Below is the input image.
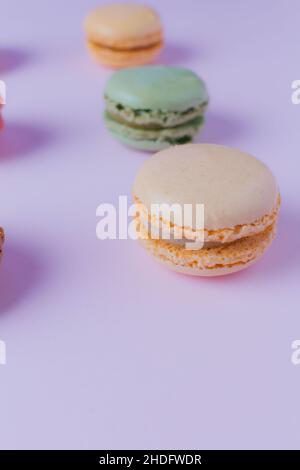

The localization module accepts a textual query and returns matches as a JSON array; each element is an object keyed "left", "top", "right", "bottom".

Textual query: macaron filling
[
  {"left": 135, "top": 208, "right": 278, "bottom": 251},
  {"left": 134, "top": 194, "right": 281, "bottom": 247},
  {"left": 105, "top": 96, "right": 207, "bottom": 128},
  {"left": 87, "top": 40, "right": 163, "bottom": 68},
  {"left": 87, "top": 36, "right": 163, "bottom": 53}
]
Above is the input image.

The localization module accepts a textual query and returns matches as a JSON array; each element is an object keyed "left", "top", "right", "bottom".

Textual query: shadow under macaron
[
  {"left": 158, "top": 42, "right": 200, "bottom": 66},
  {"left": 197, "top": 110, "right": 253, "bottom": 145},
  {"left": 0, "top": 122, "right": 56, "bottom": 161},
  {"left": 0, "top": 47, "right": 33, "bottom": 74},
  {"left": 0, "top": 240, "right": 46, "bottom": 315}
]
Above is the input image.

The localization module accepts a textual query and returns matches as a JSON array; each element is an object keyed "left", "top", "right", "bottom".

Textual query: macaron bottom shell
[
  {"left": 104, "top": 113, "right": 204, "bottom": 151},
  {"left": 137, "top": 222, "right": 276, "bottom": 276},
  {"left": 87, "top": 40, "right": 163, "bottom": 68}
]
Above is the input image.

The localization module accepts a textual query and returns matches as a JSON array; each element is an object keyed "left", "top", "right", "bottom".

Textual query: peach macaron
[
  {"left": 133, "top": 144, "right": 280, "bottom": 276},
  {"left": 83, "top": 3, "right": 163, "bottom": 68}
]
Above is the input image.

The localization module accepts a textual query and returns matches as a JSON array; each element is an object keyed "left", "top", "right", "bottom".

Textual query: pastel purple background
[{"left": 0, "top": 0, "right": 299, "bottom": 450}]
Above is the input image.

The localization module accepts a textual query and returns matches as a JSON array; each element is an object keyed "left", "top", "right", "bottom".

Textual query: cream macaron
[
  {"left": 83, "top": 3, "right": 163, "bottom": 68},
  {"left": 133, "top": 144, "right": 280, "bottom": 276}
]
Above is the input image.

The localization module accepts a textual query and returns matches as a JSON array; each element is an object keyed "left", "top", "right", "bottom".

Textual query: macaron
[
  {"left": 0, "top": 99, "right": 4, "bottom": 130},
  {"left": 84, "top": 3, "right": 163, "bottom": 68},
  {"left": 0, "top": 228, "right": 4, "bottom": 260},
  {"left": 133, "top": 144, "right": 280, "bottom": 276},
  {"left": 104, "top": 66, "right": 208, "bottom": 151}
]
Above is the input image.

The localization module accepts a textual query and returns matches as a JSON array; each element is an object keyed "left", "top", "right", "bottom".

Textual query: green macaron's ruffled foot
[
  {"left": 104, "top": 112, "right": 204, "bottom": 151},
  {"left": 105, "top": 96, "right": 207, "bottom": 129}
]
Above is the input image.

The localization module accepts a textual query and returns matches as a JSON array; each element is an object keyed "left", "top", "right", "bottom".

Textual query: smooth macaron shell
[
  {"left": 105, "top": 66, "right": 208, "bottom": 112},
  {"left": 84, "top": 3, "right": 163, "bottom": 68},
  {"left": 133, "top": 144, "right": 280, "bottom": 276}
]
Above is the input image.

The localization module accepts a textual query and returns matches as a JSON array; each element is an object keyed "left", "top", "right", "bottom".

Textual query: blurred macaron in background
[{"left": 83, "top": 3, "right": 164, "bottom": 68}]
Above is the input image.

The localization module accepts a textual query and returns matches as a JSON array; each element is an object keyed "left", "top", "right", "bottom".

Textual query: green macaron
[{"left": 104, "top": 66, "right": 209, "bottom": 151}]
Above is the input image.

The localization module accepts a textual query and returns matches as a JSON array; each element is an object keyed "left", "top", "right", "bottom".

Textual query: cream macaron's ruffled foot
[
  {"left": 84, "top": 3, "right": 164, "bottom": 69},
  {"left": 134, "top": 193, "right": 280, "bottom": 246},
  {"left": 133, "top": 143, "right": 280, "bottom": 276},
  {"left": 137, "top": 220, "right": 277, "bottom": 276}
]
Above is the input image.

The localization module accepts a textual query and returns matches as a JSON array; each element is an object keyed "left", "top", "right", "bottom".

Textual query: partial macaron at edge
[{"left": 0, "top": 227, "right": 4, "bottom": 261}]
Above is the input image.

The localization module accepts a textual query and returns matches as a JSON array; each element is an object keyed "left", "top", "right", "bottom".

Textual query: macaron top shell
[
  {"left": 133, "top": 144, "right": 279, "bottom": 230},
  {"left": 105, "top": 66, "right": 208, "bottom": 111},
  {"left": 84, "top": 3, "right": 163, "bottom": 49}
]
